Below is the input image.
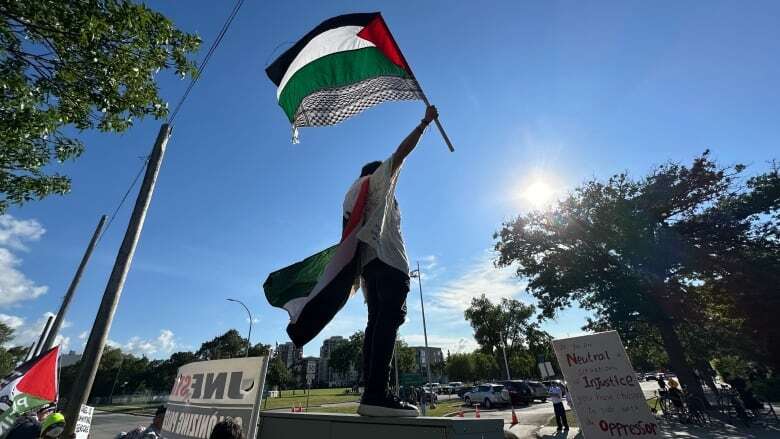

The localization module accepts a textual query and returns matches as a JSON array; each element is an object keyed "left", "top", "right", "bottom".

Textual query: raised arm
[{"left": 391, "top": 105, "right": 438, "bottom": 172}]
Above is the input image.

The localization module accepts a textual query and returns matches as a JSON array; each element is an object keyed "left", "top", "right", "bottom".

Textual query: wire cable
[{"left": 168, "top": 0, "right": 246, "bottom": 124}]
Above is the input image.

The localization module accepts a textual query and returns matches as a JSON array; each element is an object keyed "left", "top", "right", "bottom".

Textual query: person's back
[{"left": 5, "top": 413, "right": 41, "bottom": 439}]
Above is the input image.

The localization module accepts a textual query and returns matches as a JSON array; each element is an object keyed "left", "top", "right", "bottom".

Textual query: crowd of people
[{"left": 4, "top": 406, "right": 245, "bottom": 439}]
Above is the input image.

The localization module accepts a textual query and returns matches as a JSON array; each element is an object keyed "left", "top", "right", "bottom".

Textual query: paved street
[{"left": 90, "top": 411, "right": 152, "bottom": 439}]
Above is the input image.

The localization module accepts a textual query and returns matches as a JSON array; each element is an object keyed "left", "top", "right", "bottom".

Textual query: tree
[
  {"left": 395, "top": 340, "right": 418, "bottom": 374},
  {"left": 195, "top": 330, "right": 247, "bottom": 360},
  {"left": 494, "top": 152, "right": 780, "bottom": 402},
  {"left": 446, "top": 353, "right": 474, "bottom": 383},
  {"left": 471, "top": 352, "right": 499, "bottom": 382},
  {"left": 0, "top": 0, "right": 200, "bottom": 212},
  {"left": 0, "top": 322, "right": 18, "bottom": 376},
  {"left": 328, "top": 332, "right": 363, "bottom": 383},
  {"left": 265, "top": 357, "right": 292, "bottom": 390},
  {"left": 464, "top": 294, "right": 552, "bottom": 378}
]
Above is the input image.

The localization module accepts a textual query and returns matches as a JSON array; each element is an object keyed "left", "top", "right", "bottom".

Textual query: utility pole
[
  {"left": 227, "top": 298, "right": 253, "bottom": 357},
  {"left": 499, "top": 329, "right": 511, "bottom": 380},
  {"left": 32, "top": 316, "right": 54, "bottom": 357},
  {"left": 411, "top": 261, "right": 433, "bottom": 414},
  {"left": 43, "top": 216, "right": 107, "bottom": 351},
  {"left": 64, "top": 124, "right": 170, "bottom": 437}
]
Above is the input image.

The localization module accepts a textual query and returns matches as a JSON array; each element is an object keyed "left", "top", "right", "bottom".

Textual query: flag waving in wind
[
  {"left": 265, "top": 12, "right": 423, "bottom": 141},
  {"left": 0, "top": 347, "right": 60, "bottom": 438}
]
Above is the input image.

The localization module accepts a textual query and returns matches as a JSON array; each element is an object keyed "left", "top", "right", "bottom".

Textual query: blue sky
[{"left": 2, "top": 0, "right": 779, "bottom": 359}]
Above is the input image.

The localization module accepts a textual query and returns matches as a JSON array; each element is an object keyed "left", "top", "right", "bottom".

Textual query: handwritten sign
[
  {"left": 552, "top": 331, "right": 658, "bottom": 438},
  {"left": 74, "top": 405, "right": 94, "bottom": 439}
]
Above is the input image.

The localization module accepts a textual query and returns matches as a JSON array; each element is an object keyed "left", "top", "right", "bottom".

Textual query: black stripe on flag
[{"left": 265, "top": 12, "right": 380, "bottom": 86}]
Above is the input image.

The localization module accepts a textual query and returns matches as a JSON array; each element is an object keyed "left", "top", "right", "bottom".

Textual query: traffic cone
[
  {"left": 510, "top": 407, "right": 519, "bottom": 426},
  {"left": 475, "top": 404, "right": 481, "bottom": 418}
]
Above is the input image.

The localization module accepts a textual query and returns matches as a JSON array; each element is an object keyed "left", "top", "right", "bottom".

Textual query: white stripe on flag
[{"left": 277, "top": 25, "right": 375, "bottom": 99}]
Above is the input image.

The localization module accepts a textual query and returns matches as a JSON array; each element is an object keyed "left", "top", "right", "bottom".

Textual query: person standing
[
  {"left": 344, "top": 105, "right": 438, "bottom": 417},
  {"left": 548, "top": 383, "right": 569, "bottom": 431}
]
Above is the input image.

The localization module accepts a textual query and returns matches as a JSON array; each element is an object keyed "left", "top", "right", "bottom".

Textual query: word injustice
[
  {"left": 566, "top": 350, "right": 611, "bottom": 367},
  {"left": 582, "top": 374, "right": 635, "bottom": 390},
  {"left": 599, "top": 420, "right": 658, "bottom": 436}
]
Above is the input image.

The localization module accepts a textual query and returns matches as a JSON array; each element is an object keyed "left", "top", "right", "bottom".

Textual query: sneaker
[{"left": 358, "top": 394, "right": 420, "bottom": 417}]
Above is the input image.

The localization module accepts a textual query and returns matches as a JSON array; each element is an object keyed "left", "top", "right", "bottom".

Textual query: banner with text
[
  {"left": 162, "top": 356, "right": 269, "bottom": 439},
  {"left": 74, "top": 405, "right": 94, "bottom": 439},
  {"left": 552, "top": 331, "right": 658, "bottom": 438}
]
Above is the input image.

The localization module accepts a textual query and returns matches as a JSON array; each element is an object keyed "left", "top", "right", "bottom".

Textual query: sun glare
[{"left": 522, "top": 180, "right": 555, "bottom": 207}]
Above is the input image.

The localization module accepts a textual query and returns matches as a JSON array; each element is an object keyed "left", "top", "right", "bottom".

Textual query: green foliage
[
  {"left": 195, "top": 329, "right": 248, "bottom": 360},
  {"left": 0, "top": 0, "right": 200, "bottom": 212},
  {"left": 494, "top": 152, "right": 780, "bottom": 392},
  {"left": 471, "top": 352, "right": 499, "bottom": 381},
  {"left": 0, "top": 322, "right": 17, "bottom": 376},
  {"left": 395, "top": 340, "right": 418, "bottom": 374},
  {"left": 445, "top": 353, "right": 474, "bottom": 382},
  {"left": 266, "top": 357, "right": 293, "bottom": 390},
  {"left": 328, "top": 331, "right": 363, "bottom": 379}
]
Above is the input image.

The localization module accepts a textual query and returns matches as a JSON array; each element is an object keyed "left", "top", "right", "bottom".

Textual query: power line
[
  {"left": 98, "top": 0, "right": 247, "bottom": 240},
  {"left": 168, "top": 0, "right": 246, "bottom": 124}
]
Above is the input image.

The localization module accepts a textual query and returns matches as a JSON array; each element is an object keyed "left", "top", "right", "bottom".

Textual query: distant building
[
  {"left": 276, "top": 342, "right": 303, "bottom": 368},
  {"left": 60, "top": 350, "right": 81, "bottom": 367},
  {"left": 317, "top": 336, "right": 358, "bottom": 387},
  {"left": 294, "top": 356, "right": 319, "bottom": 387},
  {"left": 411, "top": 346, "right": 444, "bottom": 376}
]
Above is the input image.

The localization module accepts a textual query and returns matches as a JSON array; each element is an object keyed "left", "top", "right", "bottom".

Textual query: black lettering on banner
[
  {"left": 227, "top": 371, "right": 244, "bottom": 399},
  {"left": 190, "top": 374, "right": 204, "bottom": 399},
  {"left": 203, "top": 373, "right": 227, "bottom": 399}
]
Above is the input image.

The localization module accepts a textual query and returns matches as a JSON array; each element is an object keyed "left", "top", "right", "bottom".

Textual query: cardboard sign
[
  {"left": 74, "top": 405, "right": 94, "bottom": 439},
  {"left": 162, "top": 356, "right": 269, "bottom": 439},
  {"left": 552, "top": 331, "right": 658, "bottom": 438}
]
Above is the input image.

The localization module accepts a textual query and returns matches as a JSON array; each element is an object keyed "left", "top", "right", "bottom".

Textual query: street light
[
  {"left": 410, "top": 261, "right": 434, "bottom": 413},
  {"left": 227, "top": 298, "right": 253, "bottom": 357}
]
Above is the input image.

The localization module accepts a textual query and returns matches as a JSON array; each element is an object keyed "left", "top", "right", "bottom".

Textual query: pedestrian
[
  {"left": 657, "top": 374, "right": 667, "bottom": 392},
  {"left": 115, "top": 406, "right": 166, "bottom": 439},
  {"left": 39, "top": 412, "right": 66, "bottom": 439},
  {"left": 347, "top": 105, "right": 438, "bottom": 417},
  {"left": 548, "top": 382, "right": 569, "bottom": 431},
  {"left": 209, "top": 418, "right": 244, "bottom": 439}
]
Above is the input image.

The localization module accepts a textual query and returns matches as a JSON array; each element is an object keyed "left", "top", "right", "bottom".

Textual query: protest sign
[
  {"left": 552, "top": 331, "right": 658, "bottom": 438},
  {"left": 162, "top": 356, "right": 269, "bottom": 439},
  {"left": 74, "top": 405, "right": 94, "bottom": 439}
]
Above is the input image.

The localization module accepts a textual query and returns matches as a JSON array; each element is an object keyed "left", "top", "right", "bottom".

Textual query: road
[{"left": 90, "top": 411, "right": 151, "bottom": 439}]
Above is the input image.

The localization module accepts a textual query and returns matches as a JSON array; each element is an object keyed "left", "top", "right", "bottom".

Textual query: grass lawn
[
  {"left": 261, "top": 388, "right": 360, "bottom": 411},
  {"left": 305, "top": 398, "right": 465, "bottom": 417},
  {"left": 547, "top": 410, "right": 579, "bottom": 428}
]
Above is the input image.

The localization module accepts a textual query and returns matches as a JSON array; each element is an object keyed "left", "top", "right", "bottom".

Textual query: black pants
[
  {"left": 553, "top": 402, "right": 568, "bottom": 429},
  {"left": 361, "top": 259, "right": 409, "bottom": 401}
]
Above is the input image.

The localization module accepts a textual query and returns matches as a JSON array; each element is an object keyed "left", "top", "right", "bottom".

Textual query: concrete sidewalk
[{"left": 534, "top": 419, "right": 780, "bottom": 439}]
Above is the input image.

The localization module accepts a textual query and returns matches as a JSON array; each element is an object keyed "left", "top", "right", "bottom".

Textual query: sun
[{"left": 522, "top": 180, "right": 555, "bottom": 207}]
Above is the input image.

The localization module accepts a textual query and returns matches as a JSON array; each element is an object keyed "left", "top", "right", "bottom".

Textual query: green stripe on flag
[
  {"left": 278, "top": 47, "right": 410, "bottom": 122},
  {"left": 263, "top": 245, "right": 338, "bottom": 307}
]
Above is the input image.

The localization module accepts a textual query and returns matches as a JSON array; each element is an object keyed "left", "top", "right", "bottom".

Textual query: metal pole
[
  {"left": 227, "top": 298, "right": 252, "bottom": 357},
  {"left": 23, "top": 343, "right": 35, "bottom": 362},
  {"left": 499, "top": 329, "right": 511, "bottom": 380},
  {"left": 43, "top": 216, "right": 107, "bottom": 351},
  {"left": 412, "top": 261, "right": 434, "bottom": 413},
  {"left": 394, "top": 339, "right": 400, "bottom": 397},
  {"left": 64, "top": 124, "right": 170, "bottom": 437},
  {"left": 108, "top": 355, "right": 125, "bottom": 404},
  {"left": 33, "top": 316, "right": 54, "bottom": 357}
]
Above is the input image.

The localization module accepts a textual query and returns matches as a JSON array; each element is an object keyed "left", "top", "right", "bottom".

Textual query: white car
[{"left": 464, "top": 383, "right": 511, "bottom": 409}]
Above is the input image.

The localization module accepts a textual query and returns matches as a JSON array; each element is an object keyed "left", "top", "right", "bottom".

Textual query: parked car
[
  {"left": 499, "top": 380, "right": 534, "bottom": 406},
  {"left": 644, "top": 373, "right": 658, "bottom": 381},
  {"left": 524, "top": 380, "right": 549, "bottom": 402},
  {"left": 542, "top": 380, "right": 568, "bottom": 395},
  {"left": 447, "top": 381, "right": 465, "bottom": 395},
  {"left": 457, "top": 386, "right": 475, "bottom": 398},
  {"left": 463, "top": 383, "right": 511, "bottom": 409}
]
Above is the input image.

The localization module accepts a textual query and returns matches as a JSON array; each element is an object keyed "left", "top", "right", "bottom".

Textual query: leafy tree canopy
[{"left": 0, "top": 0, "right": 200, "bottom": 212}]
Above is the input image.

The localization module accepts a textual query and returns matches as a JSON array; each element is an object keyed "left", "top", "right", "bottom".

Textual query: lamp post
[
  {"left": 227, "top": 298, "right": 253, "bottom": 357},
  {"left": 410, "top": 261, "right": 434, "bottom": 413}
]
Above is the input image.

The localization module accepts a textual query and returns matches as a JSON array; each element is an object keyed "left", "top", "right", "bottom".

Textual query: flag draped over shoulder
[
  {"left": 263, "top": 178, "right": 370, "bottom": 347},
  {"left": 265, "top": 12, "right": 423, "bottom": 141},
  {"left": 0, "top": 347, "right": 59, "bottom": 437}
]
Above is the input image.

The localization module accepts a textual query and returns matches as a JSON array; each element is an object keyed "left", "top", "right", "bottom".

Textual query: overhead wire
[{"left": 98, "top": 0, "right": 246, "bottom": 240}]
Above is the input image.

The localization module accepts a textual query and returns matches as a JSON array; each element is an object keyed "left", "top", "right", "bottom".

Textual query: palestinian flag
[
  {"left": 263, "top": 178, "right": 369, "bottom": 347},
  {"left": 265, "top": 12, "right": 423, "bottom": 141},
  {"left": 0, "top": 347, "right": 59, "bottom": 437}
]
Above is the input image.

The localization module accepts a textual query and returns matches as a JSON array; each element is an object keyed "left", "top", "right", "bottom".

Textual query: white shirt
[{"left": 342, "top": 154, "right": 409, "bottom": 277}]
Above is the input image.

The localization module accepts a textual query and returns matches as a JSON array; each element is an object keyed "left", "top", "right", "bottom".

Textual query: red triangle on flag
[
  {"left": 16, "top": 346, "right": 59, "bottom": 402},
  {"left": 357, "top": 15, "right": 410, "bottom": 73}
]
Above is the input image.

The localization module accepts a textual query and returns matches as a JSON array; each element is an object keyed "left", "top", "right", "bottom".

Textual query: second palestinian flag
[
  {"left": 263, "top": 179, "right": 369, "bottom": 347},
  {"left": 265, "top": 12, "right": 423, "bottom": 138}
]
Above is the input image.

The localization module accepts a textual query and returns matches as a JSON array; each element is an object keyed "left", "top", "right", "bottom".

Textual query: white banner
[
  {"left": 552, "top": 331, "right": 659, "bottom": 438},
  {"left": 74, "top": 405, "right": 94, "bottom": 439},
  {"left": 162, "top": 356, "right": 269, "bottom": 439}
]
